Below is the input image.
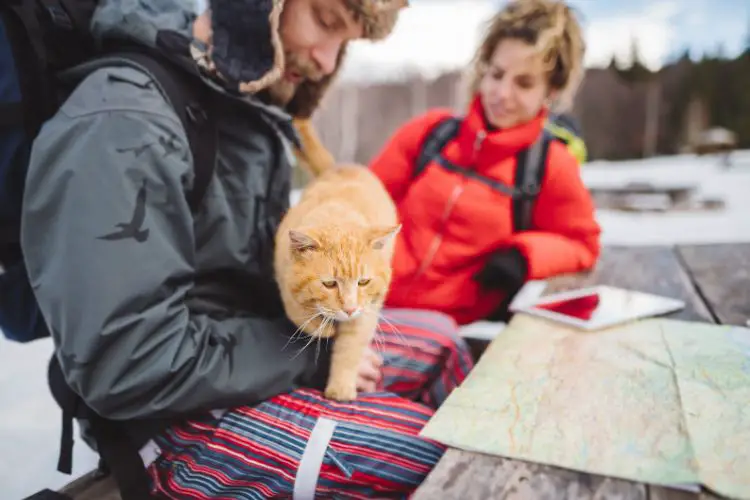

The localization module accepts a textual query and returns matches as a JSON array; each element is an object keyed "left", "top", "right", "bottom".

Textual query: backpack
[
  {"left": 546, "top": 112, "right": 588, "bottom": 164},
  {"left": 412, "top": 114, "right": 581, "bottom": 232},
  {"left": 0, "top": 1, "right": 217, "bottom": 344},
  {"left": 1, "top": 3, "right": 219, "bottom": 500}
]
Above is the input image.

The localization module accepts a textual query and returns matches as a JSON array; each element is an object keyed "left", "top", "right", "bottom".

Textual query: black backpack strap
[
  {"left": 413, "top": 116, "right": 461, "bottom": 178},
  {"left": 49, "top": 355, "right": 154, "bottom": 500},
  {"left": 87, "top": 417, "right": 154, "bottom": 500},
  {"left": 47, "top": 355, "right": 78, "bottom": 476},
  {"left": 101, "top": 52, "right": 217, "bottom": 213},
  {"left": 513, "top": 129, "right": 552, "bottom": 232}
]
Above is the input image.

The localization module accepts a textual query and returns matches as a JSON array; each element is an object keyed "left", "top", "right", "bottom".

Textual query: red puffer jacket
[{"left": 370, "top": 96, "right": 601, "bottom": 325}]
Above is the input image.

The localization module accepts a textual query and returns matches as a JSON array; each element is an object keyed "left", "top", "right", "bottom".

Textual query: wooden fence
[
  {"left": 309, "top": 71, "right": 467, "bottom": 166},
  {"left": 300, "top": 63, "right": 709, "bottom": 177}
]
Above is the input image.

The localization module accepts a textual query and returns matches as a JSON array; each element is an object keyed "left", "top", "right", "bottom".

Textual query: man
[{"left": 21, "top": 0, "right": 473, "bottom": 498}]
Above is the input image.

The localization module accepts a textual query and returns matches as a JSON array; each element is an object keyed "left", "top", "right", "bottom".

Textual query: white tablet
[{"left": 509, "top": 285, "right": 686, "bottom": 331}]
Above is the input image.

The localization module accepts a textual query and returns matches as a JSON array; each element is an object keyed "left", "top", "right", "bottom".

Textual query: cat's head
[{"left": 283, "top": 223, "right": 401, "bottom": 332}]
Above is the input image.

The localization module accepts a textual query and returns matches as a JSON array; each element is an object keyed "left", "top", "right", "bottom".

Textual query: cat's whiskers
[
  {"left": 316, "top": 304, "right": 338, "bottom": 321},
  {"left": 291, "top": 328, "right": 319, "bottom": 360},
  {"left": 291, "top": 312, "right": 333, "bottom": 360},
  {"left": 315, "top": 316, "right": 335, "bottom": 363},
  {"left": 372, "top": 308, "right": 417, "bottom": 356},
  {"left": 283, "top": 310, "right": 325, "bottom": 351}
]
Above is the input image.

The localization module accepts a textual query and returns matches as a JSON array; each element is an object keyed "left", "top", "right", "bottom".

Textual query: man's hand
[{"left": 356, "top": 347, "right": 383, "bottom": 393}]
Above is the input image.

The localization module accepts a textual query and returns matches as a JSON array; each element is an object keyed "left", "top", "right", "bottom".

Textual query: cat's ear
[
  {"left": 289, "top": 229, "right": 320, "bottom": 252},
  {"left": 369, "top": 224, "right": 401, "bottom": 250}
]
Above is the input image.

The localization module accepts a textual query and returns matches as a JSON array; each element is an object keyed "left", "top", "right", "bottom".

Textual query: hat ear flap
[{"left": 210, "top": 0, "right": 285, "bottom": 92}]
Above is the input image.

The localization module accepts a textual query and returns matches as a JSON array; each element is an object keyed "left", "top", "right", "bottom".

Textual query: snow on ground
[
  {"left": 2, "top": 152, "right": 749, "bottom": 499},
  {"left": 1, "top": 338, "right": 99, "bottom": 498},
  {"left": 582, "top": 151, "right": 750, "bottom": 245}
]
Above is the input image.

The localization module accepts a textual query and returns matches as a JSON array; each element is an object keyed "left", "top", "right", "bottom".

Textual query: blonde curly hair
[{"left": 467, "top": 0, "right": 585, "bottom": 111}]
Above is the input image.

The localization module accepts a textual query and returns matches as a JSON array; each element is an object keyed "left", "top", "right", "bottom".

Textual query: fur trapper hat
[{"left": 203, "top": 0, "right": 407, "bottom": 118}]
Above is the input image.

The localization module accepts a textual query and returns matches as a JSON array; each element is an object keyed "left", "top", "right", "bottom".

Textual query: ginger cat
[{"left": 274, "top": 163, "right": 400, "bottom": 402}]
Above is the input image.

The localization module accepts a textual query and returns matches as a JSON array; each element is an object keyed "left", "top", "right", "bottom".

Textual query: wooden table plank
[
  {"left": 677, "top": 243, "right": 750, "bottom": 326},
  {"left": 412, "top": 449, "right": 648, "bottom": 500},
  {"left": 415, "top": 245, "right": 725, "bottom": 500},
  {"left": 59, "top": 470, "right": 120, "bottom": 500}
]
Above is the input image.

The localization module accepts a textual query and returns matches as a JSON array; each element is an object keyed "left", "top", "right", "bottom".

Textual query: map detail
[{"left": 420, "top": 315, "right": 750, "bottom": 499}]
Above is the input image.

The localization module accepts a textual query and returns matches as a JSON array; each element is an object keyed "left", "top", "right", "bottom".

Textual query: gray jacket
[{"left": 20, "top": 0, "right": 328, "bottom": 432}]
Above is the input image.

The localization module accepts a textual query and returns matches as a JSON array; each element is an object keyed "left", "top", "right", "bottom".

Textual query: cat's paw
[{"left": 324, "top": 381, "right": 357, "bottom": 402}]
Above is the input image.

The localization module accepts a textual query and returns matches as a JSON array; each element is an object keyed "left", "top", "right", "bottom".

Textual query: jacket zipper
[{"left": 410, "top": 130, "right": 486, "bottom": 283}]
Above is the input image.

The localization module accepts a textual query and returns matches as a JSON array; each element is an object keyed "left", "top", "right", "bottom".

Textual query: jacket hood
[
  {"left": 90, "top": 0, "right": 196, "bottom": 51},
  {"left": 90, "top": 0, "right": 406, "bottom": 119}
]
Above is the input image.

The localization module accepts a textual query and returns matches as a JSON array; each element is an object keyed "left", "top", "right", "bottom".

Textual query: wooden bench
[
  {"left": 588, "top": 183, "right": 700, "bottom": 212},
  {"left": 56, "top": 243, "right": 750, "bottom": 499},
  {"left": 413, "top": 242, "right": 750, "bottom": 500},
  {"left": 692, "top": 127, "right": 737, "bottom": 168}
]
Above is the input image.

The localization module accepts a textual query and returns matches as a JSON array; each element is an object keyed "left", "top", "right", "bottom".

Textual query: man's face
[{"left": 266, "top": 0, "right": 364, "bottom": 106}]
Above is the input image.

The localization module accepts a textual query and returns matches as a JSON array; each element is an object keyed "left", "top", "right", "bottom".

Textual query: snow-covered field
[
  {"left": 582, "top": 151, "right": 750, "bottom": 245},
  {"left": 2, "top": 152, "right": 749, "bottom": 499}
]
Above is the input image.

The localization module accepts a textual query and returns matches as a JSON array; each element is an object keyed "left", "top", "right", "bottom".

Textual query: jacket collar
[{"left": 454, "top": 95, "right": 546, "bottom": 169}]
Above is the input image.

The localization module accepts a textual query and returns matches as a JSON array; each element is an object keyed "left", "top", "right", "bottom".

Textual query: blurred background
[
  {"left": 303, "top": 0, "right": 750, "bottom": 245},
  {"left": 3, "top": 1, "right": 750, "bottom": 498},
  {"left": 316, "top": 0, "right": 750, "bottom": 163}
]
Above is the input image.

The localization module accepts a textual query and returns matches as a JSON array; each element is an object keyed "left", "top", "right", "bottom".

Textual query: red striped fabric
[{"left": 148, "top": 308, "right": 473, "bottom": 499}]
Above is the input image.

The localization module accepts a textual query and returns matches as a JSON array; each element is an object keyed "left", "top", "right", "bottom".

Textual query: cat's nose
[{"left": 343, "top": 306, "right": 358, "bottom": 317}]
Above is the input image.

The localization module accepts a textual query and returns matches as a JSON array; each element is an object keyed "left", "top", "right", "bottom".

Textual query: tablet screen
[{"left": 535, "top": 292, "right": 601, "bottom": 320}]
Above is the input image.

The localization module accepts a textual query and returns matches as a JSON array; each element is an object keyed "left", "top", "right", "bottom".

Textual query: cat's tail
[{"left": 292, "top": 118, "right": 336, "bottom": 177}]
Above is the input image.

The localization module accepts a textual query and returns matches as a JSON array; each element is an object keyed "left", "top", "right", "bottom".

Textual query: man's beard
[
  {"left": 264, "top": 78, "right": 298, "bottom": 107},
  {"left": 260, "top": 52, "right": 323, "bottom": 108}
]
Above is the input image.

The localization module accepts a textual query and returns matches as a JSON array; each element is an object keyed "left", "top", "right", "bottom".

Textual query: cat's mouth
[
  {"left": 335, "top": 308, "right": 362, "bottom": 322},
  {"left": 318, "top": 306, "right": 363, "bottom": 323}
]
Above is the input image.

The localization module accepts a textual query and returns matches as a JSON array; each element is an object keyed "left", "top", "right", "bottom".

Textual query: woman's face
[{"left": 479, "top": 38, "right": 556, "bottom": 129}]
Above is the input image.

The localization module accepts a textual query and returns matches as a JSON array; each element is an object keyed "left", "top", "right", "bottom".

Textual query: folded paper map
[{"left": 420, "top": 314, "right": 750, "bottom": 499}]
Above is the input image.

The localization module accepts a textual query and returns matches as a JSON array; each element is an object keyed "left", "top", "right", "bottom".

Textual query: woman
[{"left": 369, "top": 0, "right": 601, "bottom": 325}]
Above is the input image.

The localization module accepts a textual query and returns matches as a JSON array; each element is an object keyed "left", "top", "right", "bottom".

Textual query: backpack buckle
[{"left": 512, "top": 184, "right": 540, "bottom": 200}]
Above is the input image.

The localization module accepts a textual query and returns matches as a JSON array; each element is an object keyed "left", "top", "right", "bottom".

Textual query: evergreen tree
[{"left": 616, "top": 36, "right": 653, "bottom": 84}]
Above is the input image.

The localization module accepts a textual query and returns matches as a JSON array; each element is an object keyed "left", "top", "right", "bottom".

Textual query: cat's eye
[
  {"left": 321, "top": 280, "right": 337, "bottom": 289},
  {"left": 358, "top": 279, "right": 371, "bottom": 287}
]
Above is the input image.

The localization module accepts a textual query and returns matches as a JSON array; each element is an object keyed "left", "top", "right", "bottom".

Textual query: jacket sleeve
[
  {"left": 369, "top": 109, "right": 454, "bottom": 202},
  {"left": 507, "top": 141, "right": 601, "bottom": 280},
  {"left": 20, "top": 67, "right": 328, "bottom": 421}
]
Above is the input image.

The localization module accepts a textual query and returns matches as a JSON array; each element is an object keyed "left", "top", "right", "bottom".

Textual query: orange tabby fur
[
  {"left": 293, "top": 118, "right": 336, "bottom": 176},
  {"left": 274, "top": 164, "right": 400, "bottom": 401}
]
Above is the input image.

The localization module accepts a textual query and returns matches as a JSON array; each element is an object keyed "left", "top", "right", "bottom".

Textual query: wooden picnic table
[
  {"left": 56, "top": 242, "right": 750, "bottom": 499},
  {"left": 413, "top": 242, "right": 750, "bottom": 500},
  {"left": 587, "top": 183, "right": 698, "bottom": 211}
]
